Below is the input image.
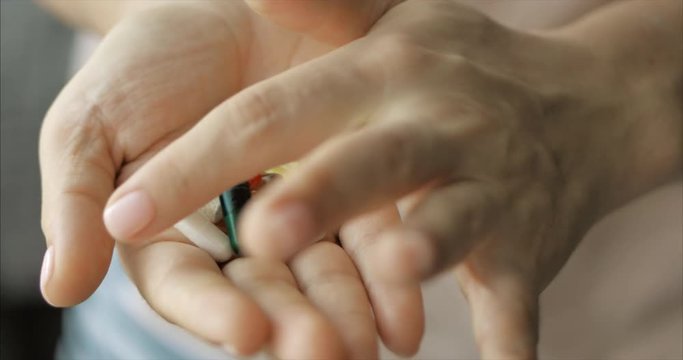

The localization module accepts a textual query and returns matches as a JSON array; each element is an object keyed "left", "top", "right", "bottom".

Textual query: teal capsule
[{"left": 219, "top": 181, "right": 251, "bottom": 255}]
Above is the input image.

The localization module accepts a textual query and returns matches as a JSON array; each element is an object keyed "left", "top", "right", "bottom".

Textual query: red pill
[{"left": 248, "top": 175, "right": 263, "bottom": 192}]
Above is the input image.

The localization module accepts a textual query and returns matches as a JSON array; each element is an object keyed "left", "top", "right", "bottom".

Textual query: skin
[
  {"left": 39, "top": 0, "right": 681, "bottom": 359},
  {"left": 39, "top": 1, "right": 418, "bottom": 358}
]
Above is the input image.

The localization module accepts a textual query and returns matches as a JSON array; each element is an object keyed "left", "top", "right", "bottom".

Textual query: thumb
[
  {"left": 38, "top": 94, "right": 118, "bottom": 307},
  {"left": 245, "top": 0, "right": 401, "bottom": 45}
]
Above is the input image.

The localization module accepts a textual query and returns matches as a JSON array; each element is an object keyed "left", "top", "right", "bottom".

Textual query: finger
[
  {"left": 225, "top": 257, "right": 346, "bottom": 360},
  {"left": 103, "top": 42, "right": 381, "bottom": 243},
  {"left": 240, "top": 119, "right": 459, "bottom": 260},
  {"left": 362, "top": 182, "right": 498, "bottom": 283},
  {"left": 289, "top": 241, "right": 377, "bottom": 360},
  {"left": 340, "top": 206, "right": 424, "bottom": 356},
  {"left": 245, "top": 0, "right": 399, "bottom": 45},
  {"left": 39, "top": 107, "right": 119, "bottom": 306},
  {"left": 118, "top": 232, "right": 270, "bottom": 356},
  {"left": 457, "top": 269, "right": 539, "bottom": 359}
]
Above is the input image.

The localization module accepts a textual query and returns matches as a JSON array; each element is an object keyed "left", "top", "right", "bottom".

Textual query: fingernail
[
  {"left": 103, "top": 191, "right": 155, "bottom": 240},
  {"left": 267, "top": 202, "right": 316, "bottom": 259},
  {"left": 40, "top": 246, "right": 54, "bottom": 296}
]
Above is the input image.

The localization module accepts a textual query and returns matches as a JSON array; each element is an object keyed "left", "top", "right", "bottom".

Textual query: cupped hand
[
  {"left": 108, "top": 0, "right": 682, "bottom": 357},
  {"left": 39, "top": 0, "right": 423, "bottom": 357},
  {"left": 119, "top": 231, "right": 377, "bottom": 359},
  {"left": 39, "top": 0, "right": 251, "bottom": 306}
]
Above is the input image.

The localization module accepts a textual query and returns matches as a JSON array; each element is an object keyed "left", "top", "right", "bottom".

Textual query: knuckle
[
  {"left": 44, "top": 93, "right": 122, "bottom": 169},
  {"left": 50, "top": 103, "right": 108, "bottom": 155},
  {"left": 57, "top": 84, "right": 124, "bottom": 135},
  {"left": 415, "top": 1, "right": 499, "bottom": 57},
  {"left": 374, "top": 33, "right": 419, "bottom": 61},
  {"left": 361, "top": 34, "right": 430, "bottom": 82}
]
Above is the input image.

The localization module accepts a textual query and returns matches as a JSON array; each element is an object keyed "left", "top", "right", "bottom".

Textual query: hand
[
  {"left": 39, "top": 1, "right": 422, "bottom": 357},
  {"left": 107, "top": 0, "right": 682, "bottom": 357},
  {"left": 119, "top": 232, "right": 377, "bottom": 359},
  {"left": 40, "top": 0, "right": 247, "bottom": 305}
]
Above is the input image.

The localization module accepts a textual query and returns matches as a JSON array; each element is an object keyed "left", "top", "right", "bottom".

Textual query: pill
[
  {"left": 247, "top": 175, "right": 263, "bottom": 192},
  {"left": 216, "top": 163, "right": 297, "bottom": 257},
  {"left": 174, "top": 212, "right": 233, "bottom": 262},
  {"left": 195, "top": 198, "right": 223, "bottom": 223},
  {"left": 220, "top": 181, "right": 252, "bottom": 255}
]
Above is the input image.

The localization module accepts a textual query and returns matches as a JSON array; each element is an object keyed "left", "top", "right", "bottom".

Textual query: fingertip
[
  {"left": 41, "top": 242, "right": 112, "bottom": 307},
  {"left": 369, "top": 281, "right": 425, "bottom": 356},
  {"left": 388, "top": 337, "right": 422, "bottom": 358},
  {"left": 278, "top": 311, "right": 346, "bottom": 360},
  {"left": 220, "top": 295, "right": 271, "bottom": 356},
  {"left": 341, "top": 207, "right": 422, "bottom": 357},
  {"left": 240, "top": 201, "right": 318, "bottom": 261},
  {"left": 188, "top": 279, "right": 271, "bottom": 355},
  {"left": 103, "top": 190, "right": 156, "bottom": 242},
  {"left": 377, "top": 295, "right": 424, "bottom": 356},
  {"left": 370, "top": 229, "right": 435, "bottom": 283},
  {"left": 358, "top": 230, "right": 428, "bottom": 356},
  {"left": 41, "top": 199, "right": 115, "bottom": 306},
  {"left": 199, "top": 291, "right": 270, "bottom": 356},
  {"left": 39, "top": 246, "right": 57, "bottom": 306}
]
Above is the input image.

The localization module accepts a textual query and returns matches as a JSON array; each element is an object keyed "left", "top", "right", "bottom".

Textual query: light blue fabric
[{"left": 57, "top": 252, "right": 237, "bottom": 360}]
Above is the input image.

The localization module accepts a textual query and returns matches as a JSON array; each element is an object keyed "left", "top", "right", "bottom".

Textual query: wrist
[{"left": 540, "top": 2, "right": 682, "bottom": 224}]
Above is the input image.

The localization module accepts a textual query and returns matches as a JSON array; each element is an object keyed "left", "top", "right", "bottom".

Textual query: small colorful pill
[
  {"left": 220, "top": 181, "right": 252, "bottom": 255},
  {"left": 174, "top": 211, "right": 232, "bottom": 262},
  {"left": 217, "top": 163, "right": 297, "bottom": 257}
]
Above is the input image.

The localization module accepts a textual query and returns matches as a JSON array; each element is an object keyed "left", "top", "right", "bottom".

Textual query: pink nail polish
[
  {"left": 103, "top": 191, "right": 155, "bottom": 240},
  {"left": 40, "top": 246, "right": 54, "bottom": 294}
]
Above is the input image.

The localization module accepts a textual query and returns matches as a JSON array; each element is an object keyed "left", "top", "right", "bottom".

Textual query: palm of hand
[
  {"left": 40, "top": 4, "right": 407, "bottom": 359},
  {"left": 89, "top": 6, "right": 327, "bottom": 184}
]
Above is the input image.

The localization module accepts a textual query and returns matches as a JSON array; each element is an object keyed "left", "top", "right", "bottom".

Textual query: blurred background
[{"left": 1, "top": 1, "right": 71, "bottom": 358}]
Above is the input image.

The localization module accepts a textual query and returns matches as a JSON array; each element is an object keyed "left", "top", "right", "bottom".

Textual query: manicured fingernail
[
  {"left": 103, "top": 191, "right": 155, "bottom": 240},
  {"left": 267, "top": 202, "right": 316, "bottom": 259},
  {"left": 40, "top": 246, "right": 54, "bottom": 296}
]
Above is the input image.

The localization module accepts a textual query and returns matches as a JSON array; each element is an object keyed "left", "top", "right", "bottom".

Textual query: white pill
[
  {"left": 174, "top": 212, "right": 232, "bottom": 262},
  {"left": 195, "top": 198, "right": 223, "bottom": 223}
]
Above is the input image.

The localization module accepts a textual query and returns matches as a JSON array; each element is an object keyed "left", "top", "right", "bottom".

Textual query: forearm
[
  {"left": 562, "top": 0, "right": 682, "bottom": 87},
  {"left": 557, "top": 0, "right": 682, "bottom": 216},
  {"left": 457, "top": 0, "right": 613, "bottom": 30}
]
